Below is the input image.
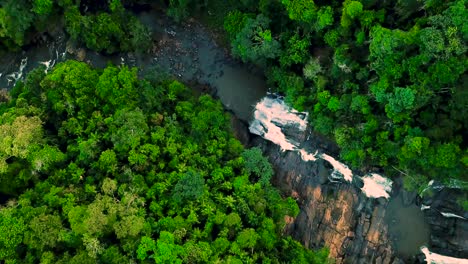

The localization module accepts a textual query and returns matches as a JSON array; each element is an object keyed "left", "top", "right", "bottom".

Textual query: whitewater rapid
[
  {"left": 421, "top": 246, "right": 468, "bottom": 264},
  {"left": 249, "top": 95, "right": 393, "bottom": 199},
  {"left": 249, "top": 95, "right": 467, "bottom": 263}
]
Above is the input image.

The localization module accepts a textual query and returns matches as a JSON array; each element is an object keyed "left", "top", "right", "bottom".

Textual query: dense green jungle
[{"left": 0, "top": 0, "right": 466, "bottom": 263}]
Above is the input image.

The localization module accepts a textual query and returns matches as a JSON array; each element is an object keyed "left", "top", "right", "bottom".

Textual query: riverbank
[{"left": 1, "top": 6, "right": 466, "bottom": 263}]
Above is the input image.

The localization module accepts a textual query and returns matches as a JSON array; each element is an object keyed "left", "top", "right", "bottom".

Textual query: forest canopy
[
  {"left": 0, "top": 61, "right": 328, "bottom": 263},
  {"left": 217, "top": 0, "right": 467, "bottom": 192}
]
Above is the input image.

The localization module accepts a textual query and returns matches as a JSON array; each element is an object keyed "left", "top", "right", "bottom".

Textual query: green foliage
[
  {"left": 303, "top": 57, "right": 322, "bottom": 80},
  {"left": 281, "top": 0, "right": 317, "bottom": 23},
  {"left": 32, "top": 0, "right": 54, "bottom": 15},
  {"left": 0, "top": 0, "right": 150, "bottom": 53},
  {"left": 316, "top": 6, "right": 334, "bottom": 31},
  {"left": 167, "top": 0, "right": 192, "bottom": 22},
  {"left": 0, "top": 0, "right": 35, "bottom": 48},
  {"left": 0, "top": 209, "right": 26, "bottom": 260},
  {"left": 224, "top": 10, "right": 250, "bottom": 40},
  {"left": 231, "top": 0, "right": 467, "bottom": 189},
  {"left": 231, "top": 14, "right": 281, "bottom": 65},
  {"left": 0, "top": 62, "right": 323, "bottom": 263},
  {"left": 172, "top": 170, "right": 205, "bottom": 203},
  {"left": 241, "top": 147, "right": 274, "bottom": 185},
  {"left": 110, "top": 108, "right": 149, "bottom": 153},
  {"left": 280, "top": 33, "right": 310, "bottom": 67},
  {"left": 344, "top": 1, "right": 363, "bottom": 19}
]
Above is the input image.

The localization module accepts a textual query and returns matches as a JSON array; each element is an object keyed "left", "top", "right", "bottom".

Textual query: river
[
  {"left": 0, "top": 9, "right": 266, "bottom": 122},
  {"left": 0, "top": 8, "right": 465, "bottom": 264}
]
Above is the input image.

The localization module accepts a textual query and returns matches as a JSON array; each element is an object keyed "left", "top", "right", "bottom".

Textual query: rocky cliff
[
  {"left": 422, "top": 188, "right": 468, "bottom": 260},
  {"left": 252, "top": 134, "right": 403, "bottom": 264},
  {"left": 227, "top": 108, "right": 468, "bottom": 263}
]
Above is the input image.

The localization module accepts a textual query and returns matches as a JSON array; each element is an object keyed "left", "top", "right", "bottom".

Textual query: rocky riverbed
[
  {"left": 1, "top": 8, "right": 466, "bottom": 264},
  {"left": 244, "top": 96, "right": 468, "bottom": 263}
]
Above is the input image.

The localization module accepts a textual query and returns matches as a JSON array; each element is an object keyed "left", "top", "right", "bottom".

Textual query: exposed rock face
[
  {"left": 248, "top": 133, "right": 468, "bottom": 263},
  {"left": 253, "top": 136, "right": 400, "bottom": 263},
  {"left": 76, "top": 48, "right": 86, "bottom": 61},
  {"left": 422, "top": 188, "right": 468, "bottom": 259}
]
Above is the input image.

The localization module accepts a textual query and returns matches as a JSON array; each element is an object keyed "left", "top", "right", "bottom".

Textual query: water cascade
[
  {"left": 421, "top": 246, "right": 468, "bottom": 264},
  {"left": 249, "top": 95, "right": 393, "bottom": 199},
  {"left": 249, "top": 95, "right": 468, "bottom": 262},
  {"left": 360, "top": 173, "right": 393, "bottom": 199},
  {"left": 6, "top": 58, "right": 28, "bottom": 85}
]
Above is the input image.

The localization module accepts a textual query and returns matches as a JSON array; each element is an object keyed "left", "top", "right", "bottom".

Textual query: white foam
[
  {"left": 249, "top": 96, "right": 396, "bottom": 197},
  {"left": 360, "top": 173, "right": 393, "bottom": 199},
  {"left": 421, "top": 204, "right": 431, "bottom": 211},
  {"left": 7, "top": 57, "right": 28, "bottom": 85},
  {"left": 329, "top": 170, "right": 345, "bottom": 183},
  {"left": 320, "top": 153, "right": 353, "bottom": 182},
  {"left": 249, "top": 119, "right": 298, "bottom": 151},
  {"left": 249, "top": 96, "right": 308, "bottom": 151},
  {"left": 440, "top": 212, "right": 466, "bottom": 220},
  {"left": 299, "top": 149, "right": 318, "bottom": 162},
  {"left": 421, "top": 246, "right": 468, "bottom": 264},
  {"left": 258, "top": 97, "right": 308, "bottom": 130},
  {"left": 39, "top": 59, "right": 55, "bottom": 74}
]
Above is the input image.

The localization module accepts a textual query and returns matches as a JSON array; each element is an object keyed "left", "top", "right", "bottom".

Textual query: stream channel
[{"left": 0, "top": 8, "right": 462, "bottom": 263}]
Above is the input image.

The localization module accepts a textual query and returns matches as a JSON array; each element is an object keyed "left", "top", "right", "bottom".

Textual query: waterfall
[
  {"left": 421, "top": 246, "right": 468, "bottom": 264},
  {"left": 249, "top": 96, "right": 307, "bottom": 151},
  {"left": 439, "top": 212, "right": 466, "bottom": 220},
  {"left": 249, "top": 94, "right": 393, "bottom": 199},
  {"left": 360, "top": 173, "right": 393, "bottom": 199},
  {"left": 7, "top": 57, "right": 28, "bottom": 85}
]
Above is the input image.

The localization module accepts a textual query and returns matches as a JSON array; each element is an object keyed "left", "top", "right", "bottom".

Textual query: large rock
[
  {"left": 253, "top": 136, "right": 402, "bottom": 263},
  {"left": 423, "top": 188, "right": 468, "bottom": 258}
]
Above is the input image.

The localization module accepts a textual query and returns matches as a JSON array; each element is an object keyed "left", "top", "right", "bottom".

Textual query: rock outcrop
[
  {"left": 422, "top": 188, "right": 468, "bottom": 259},
  {"left": 253, "top": 136, "right": 401, "bottom": 263},
  {"left": 247, "top": 132, "right": 468, "bottom": 264}
]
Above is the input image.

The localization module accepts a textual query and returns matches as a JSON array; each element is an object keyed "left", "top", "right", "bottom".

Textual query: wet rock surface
[
  {"left": 252, "top": 135, "right": 402, "bottom": 263},
  {"left": 422, "top": 188, "right": 468, "bottom": 259},
  {"left": 248, "top": 128, "right": 468, "bottom": 263},
  {"left": 1, "top": 6, "right": 466, "bottom": 263}
]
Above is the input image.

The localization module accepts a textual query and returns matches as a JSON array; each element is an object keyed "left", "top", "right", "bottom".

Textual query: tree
[
  {"left": 32, "top": 0, "right": 53, "bottom": 16},
  {"left": 280, "top": 33, "right": 310, "bottom": 67},
  {"left": 155, "top": 231, "right": 183, "bottom": 264},
  {"left": 167, "top": 0, "right": 192, "bottom": 22},
  {"left": 281, "top": 0, "right": 317, "bottom": 23},
  {"left": 137, "top": 236, "right": 156, "bottom": 261},
  {"left": 241, "top": 147, "right": 274, "bottom": 186},
  {"left": 24, "top": 213, "right": 63, "bottom": 250},
  {"left": 172, "top": 170, "right": 205, "bottom": 203},
  {"left": 109, "top": 108, "right": 149, "bottom": 153},
  {"left": 385, "top": 87, "right": 416, "bottom": 122},
  {"left": 0, "top": 208, "right": 26, "bottom": 260},
  {"left": 0, "top": 115, "right": 43, "bottom": 173},
  {"left": 341, "top": 1, "right": 363, "bottom": 28},
  {"left": 303, "top": 58, "right": 322, "bottom": 80},
  {"left": 236, "top": 228, "right": 259, "bottom": 252},
  {"left": 315, "top": 6, "right": 334, "bottom": 31},
  {"left": 231, "top": 15, "right": 281, "bottom": 65},
  {"left": 224, "top": 10, "right": 250, "bottom": 41},
  {"left": 0, "top": 0, "right": 35, "bottom": 47}
]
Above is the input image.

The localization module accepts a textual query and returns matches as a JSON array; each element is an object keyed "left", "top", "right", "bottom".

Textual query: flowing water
[
  {"left": 0, "top": 10, "right": 266, "bottom": 122},
  {"left": 249, "top": 95, "right": 393, "bottom": 199},
  {"left": 0, "top": 8, "right": 464, "bottom": 263}
]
